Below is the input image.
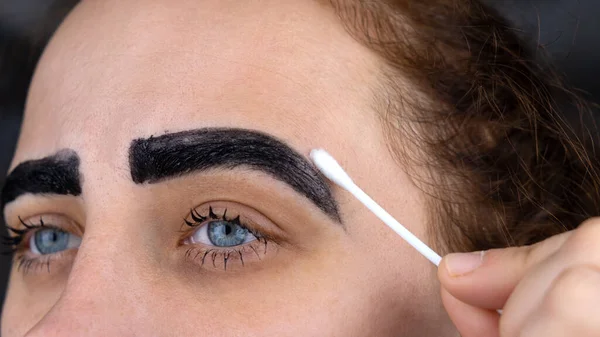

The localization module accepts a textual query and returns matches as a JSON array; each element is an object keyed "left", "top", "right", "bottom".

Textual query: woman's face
[{"left": 2, "top": 0, "right": 454, "bottom": 336}]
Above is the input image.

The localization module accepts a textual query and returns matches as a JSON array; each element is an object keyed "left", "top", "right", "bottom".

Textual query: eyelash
[
  {"left": 2, "top": 206, "right": 274, "bottom": 275},
  {"left": 181, "top": 207, "right": 271, "bottom": 271},
  {"left": 2, "top": 217, "right": 64, "bottom": 274}
]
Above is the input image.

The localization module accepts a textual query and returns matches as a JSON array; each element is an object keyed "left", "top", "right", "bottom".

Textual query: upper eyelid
[
  {"left": 5, "top": 213, "right": 84, "bottom": 244},
  {"left": 5, "top": 217, "right": 50, "bottom": 237},
  {"left": 185, "top": 207, "right": 242, "bottom": 225},
  {"left": 180, "top": 205, "right": 282, "bottom": 243},
  {"left": 2, "top": 194, "right": 86, "bottom": 232},
  {"left": 7, "top": 199, "right": 288, "bottom": 251},
  {"left": 183, "top": 207, "right": 253, "bottom": 233}
]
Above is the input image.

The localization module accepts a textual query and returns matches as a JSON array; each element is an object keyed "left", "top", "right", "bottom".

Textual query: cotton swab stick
[{"left": 310, "top": 149, "right": 442, "bottom": 266}]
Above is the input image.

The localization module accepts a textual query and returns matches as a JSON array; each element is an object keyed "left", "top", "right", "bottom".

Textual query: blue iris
[
  {"left": 207, "top": 221, "right": 249, "bottom": 247},
  {"left": 33, "top": 228, "right": 70, "bottom": 255}
]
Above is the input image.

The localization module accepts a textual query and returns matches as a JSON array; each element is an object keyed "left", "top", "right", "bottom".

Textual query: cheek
[
  {"left": 147, "top": 234, "right": 413, "bottom": 336},
  {"left": 344, "top": 209, "right": 442, "bottom": 329},
  {"left": 169, "top": 243, "right": 373, "bottom": 335},
  {"left": 1, "top": 275, "right": 59, "bottom": 336}
]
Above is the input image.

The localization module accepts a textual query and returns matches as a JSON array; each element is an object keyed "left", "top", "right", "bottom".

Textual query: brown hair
[{"left": 327, "top": 0, "right": 600, "bottom": 253}]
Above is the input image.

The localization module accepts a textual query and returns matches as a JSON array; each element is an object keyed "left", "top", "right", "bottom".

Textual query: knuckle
[
  {"left": 543, "top": 266, "right": 600, "bottom": 320},
  {"left": 576, "top": 217, "right": 600, "bottom": 238},
  {"left": 520, "top": 236, "right": 558, "bottom": 270},
  {"left": 564, "top": 217, "right": 600, "bottom": 257},
  {"left": 579, "top": 217, "right": 600, "bottom": 229}
]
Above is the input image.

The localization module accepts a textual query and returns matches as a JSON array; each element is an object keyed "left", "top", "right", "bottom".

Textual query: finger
[
  {"left": 438, "top": 231, "right": 571, "bottom": 310},
  {"left": 509, "top": 265, "right": 600, "bottom": 337},
  {"left": 499, "top": 219, "right": 600, "bottom": 335},
  {"left": 440, "top": 288, "right": 500, "bottom": 337}
]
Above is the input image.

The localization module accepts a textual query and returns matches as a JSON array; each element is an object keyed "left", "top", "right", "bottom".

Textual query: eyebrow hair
[
  {"left": 1, "top": 149, "right": 82, "bottom": 210},
  {"left": 130, "top": 128, "right": 342, "bottom": 223}
]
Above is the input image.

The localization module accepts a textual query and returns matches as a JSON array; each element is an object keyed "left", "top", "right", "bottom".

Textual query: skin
[
  {"left": 4, "top": 0, "right": 599, "bottom": 336},
  {"left": 1, "top": 0, "right": 453, "bottom": 336}
]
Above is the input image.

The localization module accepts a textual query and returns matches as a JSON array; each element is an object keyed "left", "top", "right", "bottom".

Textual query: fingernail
[{"left": 445, "top": 251, "right": 484, "bottom": 277}]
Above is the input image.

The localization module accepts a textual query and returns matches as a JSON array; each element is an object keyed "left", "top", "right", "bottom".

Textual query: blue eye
[
  {"left": 189, "top": 220, "right": 257, "bottom": 247},
  {"left": 208, "top": 221, "right": 250, "bottom": 247},
  {"left": 30, "top": 228, "right": 81, "bottom": 255}
]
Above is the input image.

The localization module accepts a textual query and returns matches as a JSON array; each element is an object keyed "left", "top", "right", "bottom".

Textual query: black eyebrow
[
  {"left": 130, "top": 128, "right": 341, "bottom": 223},
  {"left": 1, "top": 149, "right": 82, "bottom": 210}
]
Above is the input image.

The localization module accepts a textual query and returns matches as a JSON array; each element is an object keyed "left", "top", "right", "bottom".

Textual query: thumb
[{"left": 438, "top": 231, "right": 571, "bottom": 310}]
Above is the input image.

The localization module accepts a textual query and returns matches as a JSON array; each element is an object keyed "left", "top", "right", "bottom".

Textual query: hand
[{"left": 438, "top": 218, "right": 600, "bottom": 337}]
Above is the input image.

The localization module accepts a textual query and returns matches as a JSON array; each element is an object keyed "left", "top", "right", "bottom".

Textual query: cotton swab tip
[{"left": 310, "top": 149, "right": 354, "bottom": 188}]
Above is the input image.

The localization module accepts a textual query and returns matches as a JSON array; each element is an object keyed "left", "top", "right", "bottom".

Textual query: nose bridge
[{"left": 23, "top": 219, "right": 154, "bottom": 337}]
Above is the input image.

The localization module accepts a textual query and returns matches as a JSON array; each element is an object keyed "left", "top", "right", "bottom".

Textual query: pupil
[{"left": 225, "top": 225, "right": 232, "bottom": 235}]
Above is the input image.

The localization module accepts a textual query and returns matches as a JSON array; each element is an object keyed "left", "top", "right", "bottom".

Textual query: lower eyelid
[
  {"left": 14, "top": 249, "right": 77, "bottom": 275},
  {"left": 15, "top": 254, "right": 54, "bottom": 274},
  {"left": 183, "top": 237, "right": 272, "bottom": 271}
]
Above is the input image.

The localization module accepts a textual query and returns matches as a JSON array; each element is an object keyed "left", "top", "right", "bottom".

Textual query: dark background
[{"left": 0, "top": 0, "right": 599, "bottom": 312}]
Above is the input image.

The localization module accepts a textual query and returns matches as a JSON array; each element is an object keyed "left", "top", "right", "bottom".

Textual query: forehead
[{"left": 13, "top": 0, "right": 381, "bottom": 170}]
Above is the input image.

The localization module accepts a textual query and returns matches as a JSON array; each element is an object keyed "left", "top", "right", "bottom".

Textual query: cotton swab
[
  {"left": 310, "top": 149, "right": 442, "bottom": 266},
  {"left": 311, "top": 149, "right": 504, "bottom": 315}
]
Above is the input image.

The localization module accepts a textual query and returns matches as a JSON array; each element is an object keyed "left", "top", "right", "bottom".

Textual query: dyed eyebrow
[
  {"left": 130, "top": 128, "right": 341, "bottom": 223},
  {"left": 1, "top": 149, "right": 82, "bottom": 210}
]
